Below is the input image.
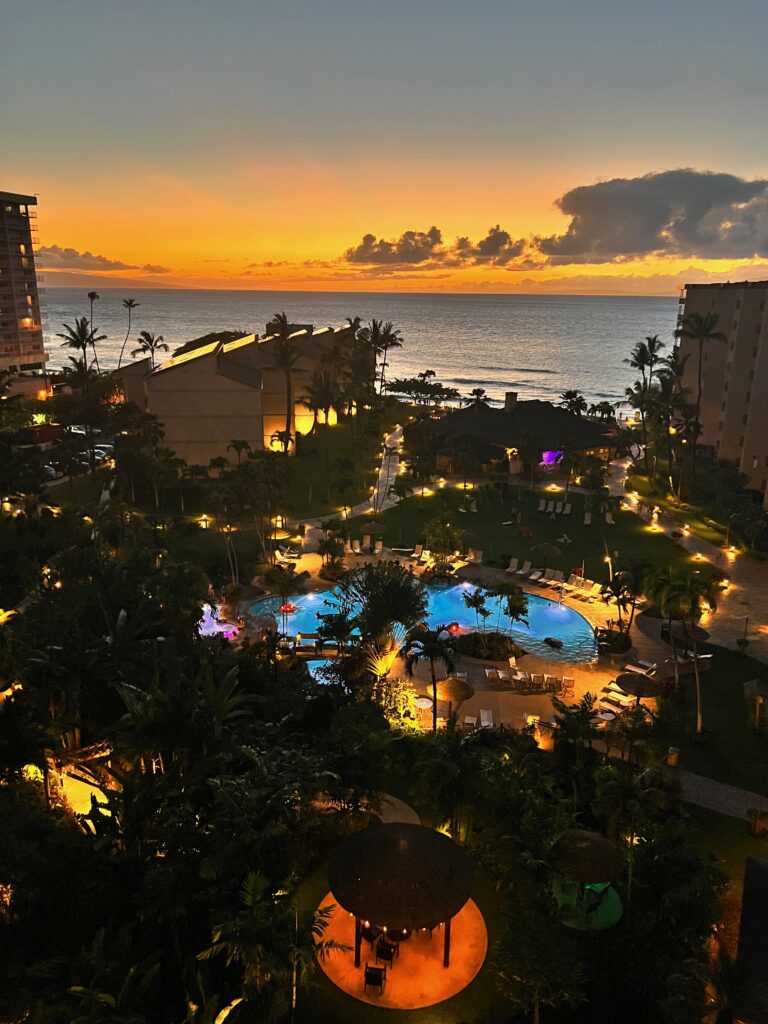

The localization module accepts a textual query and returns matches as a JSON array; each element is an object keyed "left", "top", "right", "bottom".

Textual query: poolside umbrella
[
  {"left": 435, "top": 675, "right": 473, "bottom": 704},
  {"left": 532, "top": 542, "right": 561, "bottom": 566},
  {"left": 557, "top": 829, "right": 623, "bottom": 884},
  {"left": 615, "top": 672, "right": 663, "bottom": 704},
  {"left": 669, "top": 622, "right": 710, "bottom": 646}
]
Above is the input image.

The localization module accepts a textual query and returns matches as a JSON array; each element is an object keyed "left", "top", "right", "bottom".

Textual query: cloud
[
  {"left": 39, "top": 244, "right": 171, "bottom": 274},
  {"left": 344, "top": 226, "right": 444, "bottom": 265},
  {"left": 455, "top": 225, "right": 527, "bottom": 265},
  {"left": 537, "top": 169, "right": 768, "bottom": 263}
]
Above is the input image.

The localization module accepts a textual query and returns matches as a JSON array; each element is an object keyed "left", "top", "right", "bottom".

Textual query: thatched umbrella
[
  {"left": 557, "top": 829, "right": 623, "bottom": 884},
  {"left": 614, "top": 672, "right": 664, "bottom": 704},
  {"left": 329, "top": 822, "right": 472, "bottom": 967},
  {"left": 435, "top": 675, "right": 474, "bottom": 704},
  {"left": 532, "top": 542, "right": 561, "bottom": 562},
  {"left": 669, "top": 622, "right": 710, "bottom": 646}
]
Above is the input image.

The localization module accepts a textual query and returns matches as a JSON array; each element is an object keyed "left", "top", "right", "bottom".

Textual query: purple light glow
[
  {"left": 540, "top": 450, "right": 564, "bottom": 467},
  {"left": 199, "top": 603, "right": 239, "bottom": 639}
]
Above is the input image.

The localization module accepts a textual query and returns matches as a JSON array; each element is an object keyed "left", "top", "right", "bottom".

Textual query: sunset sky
[{"left": 3, "top": 0, "right": 768, "bottom": 294}]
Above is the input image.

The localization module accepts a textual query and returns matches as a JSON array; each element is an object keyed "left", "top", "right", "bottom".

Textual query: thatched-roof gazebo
[{"left": 329, "top": 823, "right": 471, "bottom": 967}]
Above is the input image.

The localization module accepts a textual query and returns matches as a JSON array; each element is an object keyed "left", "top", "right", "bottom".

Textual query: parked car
[
  {"left": 94, "top": 443, "right": 114, "bottom": 454},
  {"left": 42, "top": 464, "right": 59, "bottom": 480},
  {"left": 66, "top": 424, "right": 102, "bottom": 437}
]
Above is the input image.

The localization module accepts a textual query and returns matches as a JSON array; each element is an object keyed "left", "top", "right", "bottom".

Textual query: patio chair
[
  {"left": 464, "top": 715, "right": 478, "bottom": 730},
  {"left": 563, "top": 503, "right": 572, "bottom": 516},
  {"left": 505, "top": 557, "right": 519, "bottom": 573},
  {"left": 561, "top": 677, "right": 575, "bottom": 698},
  {"left": 377, "top": 937, "right": 399, "bottom": 962},
  {"left": 531, "top": 673, "right": 545, "bottom": 690},
  {"left": 498, "top": 668, "right": 511, "bottom": 682},
  {"left": 410, "top": 544, "right": 423, "bottom": 561},
  {"left": 362, "top": 534, "right": 372, "bottom": 552},
  {"left": 361, "top": 923, "right": 382, "bottom": 945},
  {"left": 546, "top": 500, "right": 555, "bottom": 513},
  {"left": 544, "top": 674, "right": 560, "bottom": 691},
  {"left": 485, "top": 667, "right": 499, "bottom": 681},
  {"left": 555, "top": 501, "right": 563, "bottom": 514},
  {"left": 583, "top": 511, "right": 592, "bottom": 526},
  {"left": 352, "top": 539, "right": 362, "bottom": 555},
  {"left": 515, "top": 560, "right": 532, "bottom": 576},
  {"left": 480, "top": 708, "right": 494, "bottom": 729},
  {"left": 373, "top": 539, "right": 383, "bottom": 555},
  {"left": 537, "top": 499, "right": 546, "bottom": 512},
  {"left": 364, "top": 963, "right": 386, "bottom": 994}
]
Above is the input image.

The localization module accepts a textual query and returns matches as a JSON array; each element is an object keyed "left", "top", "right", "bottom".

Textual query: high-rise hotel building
[
  {"left": 0, "top": 191, "right": 48, "bottom": 375},
  {"left": 677, "top": 281, "right": 768, "bottom": 507}
]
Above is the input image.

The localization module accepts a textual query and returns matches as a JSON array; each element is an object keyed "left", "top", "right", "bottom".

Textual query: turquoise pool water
[{"left": 251, "top": 582, "right": 597, "bottom": 663}]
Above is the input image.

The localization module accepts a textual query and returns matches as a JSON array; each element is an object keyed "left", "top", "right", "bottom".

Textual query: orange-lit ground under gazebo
[{"left": 315, "top": 892, "right": 488, "bottom": 1009}]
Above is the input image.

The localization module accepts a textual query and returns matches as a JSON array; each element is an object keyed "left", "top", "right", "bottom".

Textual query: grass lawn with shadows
[
  {"left": 360, "top": 483, "right": 711, "bottom": 583},
  {"left": 652, "top": 643, "right": 768, "bottom": 793}
]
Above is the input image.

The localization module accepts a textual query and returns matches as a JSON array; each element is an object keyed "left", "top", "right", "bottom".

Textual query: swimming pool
[{"left": 251, "top": 583, "right": 597, "bottom": 663}]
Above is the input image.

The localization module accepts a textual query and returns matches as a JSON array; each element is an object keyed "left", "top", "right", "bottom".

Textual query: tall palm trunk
[
  {"left": 284, "top": 369, "right": 293, "bottom": 452},
  {"left": 691, "top": 620, "right": 703, "bottom": 735},
  {"left": 118, "top": 306, "right": 133, "bottom": 369},
  {"left": 431, "top": 660, "right": 438, "bottom": 733}
]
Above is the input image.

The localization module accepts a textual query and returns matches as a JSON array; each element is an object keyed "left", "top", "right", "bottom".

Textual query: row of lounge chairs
[
  {"left": 584, "top": 509, "right": 615, "bottom": 526},
  {"left": 484, "top": 665, "right": 575, "bottom": 696},
  {"left": 537, "top": 499, "right": 572, "bottom": 515},
  {"left": 346, "top": 537, "right": 384, "bottom": 556}
]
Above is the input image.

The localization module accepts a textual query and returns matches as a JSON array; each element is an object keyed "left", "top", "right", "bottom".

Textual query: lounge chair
[
  {"left": 544, "top": 674, "right": 560, "bottom": 691},
  {"left": 583, "top": 511, "right": 592, "bottom": 526},
  {"left": 497, "top": 668, "right": 511, "bottom": 682},
  {"left": 562, "top": 574, "right": 580, "bottom": 591},
  {"left": 454, "top": 671, "right": 468, "bottom": 681},
  {"left": 468, "top": 549, "right": 483, "bottom": 565},
  {"left": 605, "top": 511, "right": 615, "bottom": 525},
  {"left": 546, "top": 500, "right": 555, "bottom": 513},
  {"left": 410, "top": 544, "right": 423, "bottom": 561},
  {"left": 419, "top": 548, "right": 431, "bottom": 564},
  {"left": 364, "top": 964, "right": 386, "bottom": 994},
  {"left": 561, "top": 677, "right": 575, "bottom": 699},
  {"left": 373, "top": 539, "right": 383, "bottom": 555},
  {"left": 528, "top": 568, "right": 544, "bottom": 582},
  {"left": 531, "top": 673, "right": 545, "bottom": 690},
  {"left": 555, "top": 501, "right": 563, "bottom": 514},
  {"left": 464, "top": 715, "right": 478, "bottom": 730},
  {"left": 480, "top": 708, "right": 494, "bottom": 729},
  {"left": 537, "top": 499, "right": 546, "bottom": 512},
  {"left": 505, "top": 557, "right": 519, "bottom": 574},
  {"left": 362, "top": 534, "right": 372, "bottom": 552},
  {"left": 563, "top": 503, "right": 572, "bottom": 516},
  {"left": 344, "top": 538, "right": 353, "bottom": 554},
  {"left": 585, "top": 581, "right": 604, "bottom": 601},
  {"left": 485, "top": 668, "right": 499, "bottom": 681},
  {"left": 515, "top": 560, "right": 532, "bottom": 576},
  {"left": 352, "top": 539, "right": 362, "bottom": 555}
]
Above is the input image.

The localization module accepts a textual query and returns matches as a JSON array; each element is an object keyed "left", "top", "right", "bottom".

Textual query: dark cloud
[
  {"left": 40, "top": 244, "right": 170, "bottom": 274},
  {"left": 537, "top": 169, "right": 768, "bottom": 263},
  {"left": 344, "top": 226, "right": 443, "bottom": 265},
  {"left": 456, "top": 224, "right": 527, "bottom": 265}
]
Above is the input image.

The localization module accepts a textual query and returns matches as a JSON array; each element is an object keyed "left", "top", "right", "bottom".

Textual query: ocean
[{"left": 42, "top": 288, "right": 677, "bottom": 406}]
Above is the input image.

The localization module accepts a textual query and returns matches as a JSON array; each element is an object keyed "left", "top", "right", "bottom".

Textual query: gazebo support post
[
  {"left": 443, "top": 917, "right": 451, "bottom": 967},
  {"left": 354, "top": 916, "right": 362, "bottom": 967}
]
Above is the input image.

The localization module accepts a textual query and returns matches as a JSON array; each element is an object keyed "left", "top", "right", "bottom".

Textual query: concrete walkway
[
  {"left": 608, "top": 459, "right": 768, "bottom": 664},
  {"left": 678, "top": 770, "right": 764, "bottom": 819}
]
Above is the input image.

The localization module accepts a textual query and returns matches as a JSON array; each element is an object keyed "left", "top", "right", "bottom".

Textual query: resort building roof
[{"left": 434, "top": 396, "right": 615, "bottom": 454}]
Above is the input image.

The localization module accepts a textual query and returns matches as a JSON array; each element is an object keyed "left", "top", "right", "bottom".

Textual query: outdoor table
[{"left": 596, "top": 710, "right": 616, "bottom": 722}]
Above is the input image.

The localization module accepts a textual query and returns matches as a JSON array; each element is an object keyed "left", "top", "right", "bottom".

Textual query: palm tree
[
  {"left": 57, "top": 316, "right": 106, "bottom": 362},
  {"left": 117, "top": 297, "right": 140, "bottom": 369},
  {"left": 87, "top": 290, "right": 101, "bottom": 371},
  {"left": 488, "top": 580, "right": 528, "bottom": 633},
  {"left": 663, "top": 572, "right": 719, "bottom": 735},
  {"left": 405, "top": 625, "right": 456, "bottom": 733},
  {"left": 269, "top": 312, "right": 301, "bottom": 453},
  {"left": 466, "top": 387, "right": 491, "bottom": 408},
  {"left": 377, "top": 321, "right": 403, "bottom": 394},
  {"left": 559, "top": 389, "right": 587, "bottom": 417},
  {"left": 131, "top": 330, "right": 169, "bottom": 369},
  {"left": 674, "top": 313, "right": 726, "bottom": 482},
  {"left": 227, "top": 439, "right": 252, "bottom": 465}
]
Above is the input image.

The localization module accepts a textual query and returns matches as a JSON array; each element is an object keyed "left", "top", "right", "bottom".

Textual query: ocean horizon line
[{"left": 44, "top": 285, "right": 676, "bottom": 299}]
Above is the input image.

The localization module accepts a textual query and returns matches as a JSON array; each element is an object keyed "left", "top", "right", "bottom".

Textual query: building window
[
  {"left": 746, "top": 393, "right": 751, "bottom": 403},
  {"left": 721, "top": 401, "right": 727, "bottom": 411},
  {"left": 739, "top": 436, "right": 745, "bottom": 446},
  {"left": 717, "top": 421, "right": 723, "bottom": 432},
  {"left": 749, "top": 370, "right": 755, "bottom": 380},
  {"left": 743, "top": 415, "right": 748, "bottom": 425}
]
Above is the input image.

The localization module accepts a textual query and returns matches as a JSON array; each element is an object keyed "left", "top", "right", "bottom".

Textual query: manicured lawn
[
  {"left": 686, "top": 805, "right": 768, "bottom": 894},
  {"left": 653, "top": 643, "right": 768, "bottom": 793},
  {"left": 361, "top": 482, "right": 710, "bottom": 582},
  {"left": 629, "top": 472, "right": 728, "bottom": 547},
  {"left": 45, "top": 468, "right": 108, "bottom": 506}
]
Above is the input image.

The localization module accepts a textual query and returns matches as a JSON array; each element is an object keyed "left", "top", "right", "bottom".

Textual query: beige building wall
[
  {"left": 141, "top": 324, "right": 365, "bottom": 468},
  {"left": 678, "top": 281, "right": 768, "bottom": 507}
]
